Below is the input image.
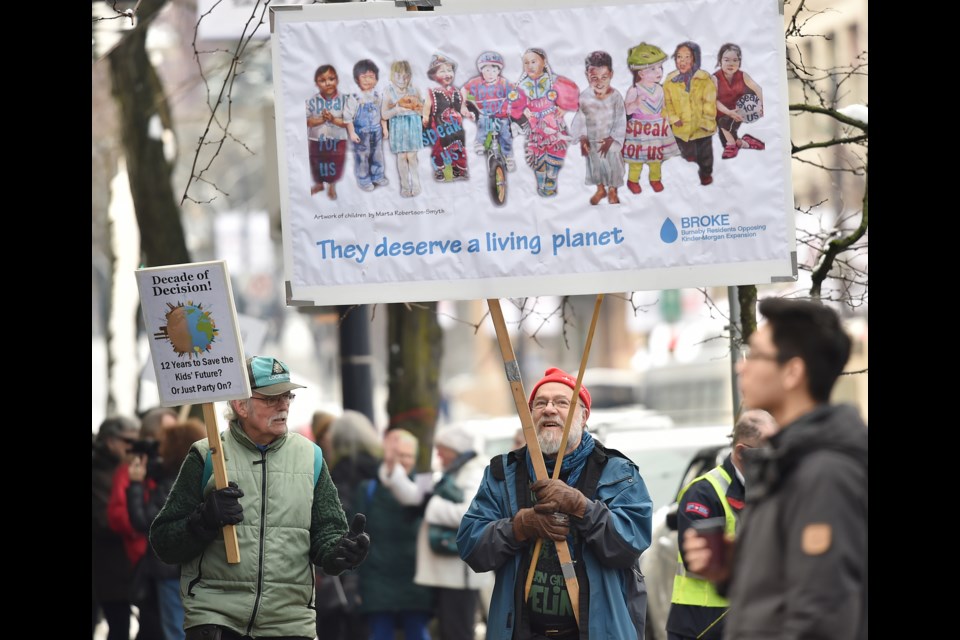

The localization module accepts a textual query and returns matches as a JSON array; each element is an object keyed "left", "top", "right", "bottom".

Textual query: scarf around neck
[{"left": 526, "top": 430, "right": 596, "bottom": 487}]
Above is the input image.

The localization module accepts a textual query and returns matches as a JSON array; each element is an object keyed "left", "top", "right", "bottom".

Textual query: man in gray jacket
[{"left": 682, "top": 299, "right": 867, "bottom": 639}]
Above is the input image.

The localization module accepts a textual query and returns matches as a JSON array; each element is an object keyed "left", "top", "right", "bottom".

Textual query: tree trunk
[
  {"left": 387, "top": 303, "right": 443, "bottom": 471},
  {"left": 105, "top": 0, "right": 189, "bottom": 416},
  {"left": 107, "top": 0, "right": 189, "bottom": 269}
]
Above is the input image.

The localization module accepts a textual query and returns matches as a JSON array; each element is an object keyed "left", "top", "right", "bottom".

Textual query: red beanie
[{"left": 528, "top": 367, "right": 592, "bottom": 412}]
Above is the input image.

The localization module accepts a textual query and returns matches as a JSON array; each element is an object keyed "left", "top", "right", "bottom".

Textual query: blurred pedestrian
[
  {"left": 459, "top": 368, "right": 653, "bottom": 639},
  {"left": 150, "top": 356, "right": 370, "bottom": 640},
  {"left": 315, "top": 409, "right": 384, "bottom": 640},
  {"left": 93, "top": 415, "right": 141, "bottom": 640},
  {"left": 682, "top": 299, "right": 868, "bottom": 639},
  {"left": 128, "top": 418, "right": 207, "bottom": 640},
  {"left": 356, "top": 429, "right": 434, "bottom": 639},
  {"left": 666, "top": 409, "right": 777, "bottom": 640},
  {"left": 328, "top": 410, "right": 383, "bottom": 514},
  {"left": 397, "top": 424, "right": 492, "bottom": 640},
  {"left": 311, "top": 410, "right": 336, "bottom": 453},
  {"left": 108, "top": 407, "right": 177, "bottom": 640}
]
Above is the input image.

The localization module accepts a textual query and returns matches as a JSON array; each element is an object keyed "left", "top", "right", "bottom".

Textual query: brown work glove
[
  {"left": 531, "top": 478, "right": 587, "bottom": 519},
  {"left": 512, "top": 507, "right": 570, "bottom": 542}
]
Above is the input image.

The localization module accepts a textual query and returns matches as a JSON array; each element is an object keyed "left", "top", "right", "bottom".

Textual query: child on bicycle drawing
[{"left": 460, "top": 51, "right": 517, "bottom": 173}]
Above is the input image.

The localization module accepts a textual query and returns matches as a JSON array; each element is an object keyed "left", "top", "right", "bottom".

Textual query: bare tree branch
[
  {"left": 810, "top": 166, "right": 868, "bottom": 299},
  {"left": 180, "top": 0, "right": 272, "bottom": 204},
  {"left": 790, "top": 103, "right": 868, "bottom": 131}
]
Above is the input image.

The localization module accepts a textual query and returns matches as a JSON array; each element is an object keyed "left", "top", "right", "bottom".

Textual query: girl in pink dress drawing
[{"left": 509, "top": 48, "right": 579, "bottom": 197}]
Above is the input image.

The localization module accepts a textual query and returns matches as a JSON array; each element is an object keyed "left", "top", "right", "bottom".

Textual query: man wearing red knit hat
[
  {"left": 459, "top": 367, "right": 653, "bottom": 639},
  {"left": 525, "top": 367, "right": 593, "bottom": 456}
]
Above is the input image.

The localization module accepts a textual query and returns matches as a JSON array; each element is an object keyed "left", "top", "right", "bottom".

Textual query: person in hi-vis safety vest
[{"left": 666, "top": 410, "right": 776, "bottom": 640}]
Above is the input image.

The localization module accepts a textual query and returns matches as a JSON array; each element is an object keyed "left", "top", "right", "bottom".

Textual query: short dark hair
[
  {"left": 732, "top": 409, "right": 775, "bottom": 445},
  {"left": 139, "top": 407, "right": 177, "bottom": 440},
  {"left": 758, "top": 299, "right": 851, "bottom": 403},
  {"left": 96, "top": 415, "right": 140, "bottom": 444},
  {"left": 585, "top": 51, "right": 613, "bottom": 72},
  {"left": 715, "top": 43, "right": 742, "bottom": 68},
  {"left": 353, "top": 59, "right": 379, "bottom": 83},
  {"left": 315, "top": 64, "right": 337, "bottom": 83}
]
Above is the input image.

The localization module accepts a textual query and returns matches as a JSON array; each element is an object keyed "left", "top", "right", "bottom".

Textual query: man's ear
[
  {"left": 780, "top": 356, "right": 807, "bottom": 394},
  {"left": 232, "top": 399, "right": 249, "bottom": 420},
  {"left": 581, "top": 405, "right": 590, "bottom": 426}
]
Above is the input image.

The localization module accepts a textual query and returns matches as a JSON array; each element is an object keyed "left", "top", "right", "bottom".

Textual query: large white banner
[{"left": 272, "top": 0, "right": 795, "bottom": 305}]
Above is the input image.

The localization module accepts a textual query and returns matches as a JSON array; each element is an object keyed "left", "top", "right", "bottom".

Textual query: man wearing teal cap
[{"left": 151, "top": 356, "right": 370, "bottom": 640}]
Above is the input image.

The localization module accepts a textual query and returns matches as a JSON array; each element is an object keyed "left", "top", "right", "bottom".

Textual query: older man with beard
[
  {"left": 151, "top": 356, "right": 371, "bottom": 640},
  {"left": 458, "top": 368, "right": 652, "bottom": 640}
]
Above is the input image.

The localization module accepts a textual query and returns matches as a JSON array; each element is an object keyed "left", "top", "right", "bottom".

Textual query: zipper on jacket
[
  {"left": 245, "top": 452, "right": 269, "bottom": 634},
  {"left": 308, "top": 562, "right": 317, "bottom": 610},
  {"left": 186, "top": 550, "right": 205, "bottom": 597}
]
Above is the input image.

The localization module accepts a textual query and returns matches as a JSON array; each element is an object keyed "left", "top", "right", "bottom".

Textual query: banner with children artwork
[{"left": 271, "top": 0, "right": 795, "bottom": 305}]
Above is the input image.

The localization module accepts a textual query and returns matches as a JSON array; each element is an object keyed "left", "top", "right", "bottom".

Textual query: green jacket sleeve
[
  {"left": 311, "top": 460, "right": 349, "bottom": 573},
  {"left": 149, "top": 448, "right": 214, "bottom": 564}
]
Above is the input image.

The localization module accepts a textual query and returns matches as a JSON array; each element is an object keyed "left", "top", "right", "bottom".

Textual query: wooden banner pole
[
  {"left": 487, "top": 298, "right": 587, "bottom": 627},
  {"left": 201, "top": 402, "right": 241, "bottom": 564},
  {"left": 522, "top": 294, "right": 604, "bottom": 602}
]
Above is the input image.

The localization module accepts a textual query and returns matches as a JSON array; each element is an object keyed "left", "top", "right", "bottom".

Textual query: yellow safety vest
[{"left": 670, "top": 466, "right": 737, "bottom": 607}]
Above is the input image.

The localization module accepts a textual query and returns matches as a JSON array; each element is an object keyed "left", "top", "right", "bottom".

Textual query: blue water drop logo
[{"left": 660, "top": 218, "right": 678, "bottom": 243}]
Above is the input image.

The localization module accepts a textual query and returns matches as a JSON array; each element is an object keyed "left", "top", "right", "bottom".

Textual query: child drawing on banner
[
  {"left": 622, "top": 43, "right": 679, "bottom": 195},
  {"left": 713, "top": 43, "right": 765, "bottom": 160},
  {"left": 344, "top": 59, "right": 389, "bottom": 192},
  {"left": 509, "top": 47, "right": 580, "bottom": 197},
  {"left": 460, "top": 51, "right": 517, "bottom": 172},
  {"left": 381, "top": 60, "right": 424, "bottom": 197},
  {"left": 306, "top": 64, "right": 349, "bottom": 199},
  {"left": 663, "top": 41, "right": 717, "bottom": 186},
  {"left": 569, "top": 51, "right": 626, "bottom": 206},
  {"left": 422, "top": 53, "right": 468, "bottom": 182}
]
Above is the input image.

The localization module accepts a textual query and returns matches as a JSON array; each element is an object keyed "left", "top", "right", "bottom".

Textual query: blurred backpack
[
  {"left": 426, "top": 451, "right": 475, "bottom": 556},
  {"left": 427, "top": 473, "right": 464, "bottom": 555}
]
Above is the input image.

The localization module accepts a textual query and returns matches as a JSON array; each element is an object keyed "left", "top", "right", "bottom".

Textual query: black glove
[
  {"left": 329, "top": 514, "right": 371, "bottom": 572},
  {"left": 199, "top": 481, "right": 245, "bottom": 530}
]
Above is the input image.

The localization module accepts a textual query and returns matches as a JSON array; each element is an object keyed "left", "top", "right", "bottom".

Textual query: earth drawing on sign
[{"left": 153, "top": 301, "right": 219, "bottom": 358}]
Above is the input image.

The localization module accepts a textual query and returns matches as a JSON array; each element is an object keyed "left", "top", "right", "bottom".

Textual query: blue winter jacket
[{"left": 458, "top": 445, "right": 653, "bottom": 639}]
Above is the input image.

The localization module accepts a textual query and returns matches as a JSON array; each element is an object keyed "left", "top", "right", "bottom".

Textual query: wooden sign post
[
  {"left": 522, "top": 295, "right": 604, "bottom": 604},
  {"left": 486, "top": 294, "right": 604, "bottom": 627},
  {"left": 201, "top": 403, "right": 241, "bottom": 564}
]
